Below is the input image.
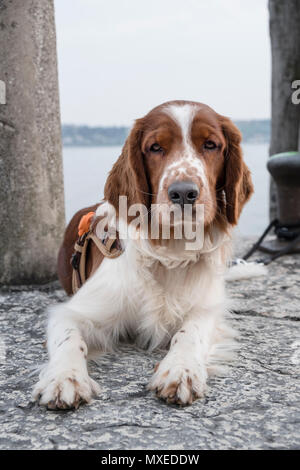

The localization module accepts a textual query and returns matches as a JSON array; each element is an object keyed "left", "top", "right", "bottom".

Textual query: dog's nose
[{"left": 168, "top": 181, "right": 200, "bottom": 207}]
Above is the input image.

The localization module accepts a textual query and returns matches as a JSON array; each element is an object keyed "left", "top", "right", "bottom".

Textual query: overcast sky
[{"left": 54, "top": 0, "right": 270, "bottom": 126}]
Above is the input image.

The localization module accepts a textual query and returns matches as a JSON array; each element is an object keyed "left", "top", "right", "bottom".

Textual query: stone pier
[{"left": 0, "top": 239, "right": 299, "bottom": 450}]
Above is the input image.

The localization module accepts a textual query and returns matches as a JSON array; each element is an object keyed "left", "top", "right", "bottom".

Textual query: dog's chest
[{"left": 132, "top": 261, "right": 201, "bottom": 320}]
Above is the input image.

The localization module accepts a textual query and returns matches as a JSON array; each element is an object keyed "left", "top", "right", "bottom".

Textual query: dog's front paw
[
  {"left": 33, "top": 366, "right": 100, "bottom": 410},
  {"left": 148, "top": 355, "right": 208, "bottom": 405}
]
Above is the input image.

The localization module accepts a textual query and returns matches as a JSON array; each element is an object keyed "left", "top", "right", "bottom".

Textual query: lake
[{"left": 63, "top": 143, "right": 270, "bottom": 236}]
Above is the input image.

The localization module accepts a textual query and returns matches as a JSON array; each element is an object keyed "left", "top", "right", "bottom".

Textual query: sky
[{"left": 54, "top": 0, "right": 270, "bottom": 126}]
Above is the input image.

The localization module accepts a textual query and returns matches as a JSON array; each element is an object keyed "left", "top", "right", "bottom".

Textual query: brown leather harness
[{"left": 71, "top": 213, "right": 124, "bottom": 294}]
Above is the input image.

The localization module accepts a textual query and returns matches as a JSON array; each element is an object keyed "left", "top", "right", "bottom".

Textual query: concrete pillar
[
  {"left": 268, "top": 0, "right": 300, "bottom": 220},
  {"left": 0, "top": 0, "right": 65, "bottom": 284}
]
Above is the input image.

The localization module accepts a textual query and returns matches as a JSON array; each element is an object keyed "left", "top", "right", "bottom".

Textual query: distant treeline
[
  {"left": 235, "top": 120, "right": 270, "bottom": 144},
  {"left": 62, "top": 125, "right": 129, "bottom": 147},
  {"left": 62, "top": 120, "right": 270, "bottom": 147}
]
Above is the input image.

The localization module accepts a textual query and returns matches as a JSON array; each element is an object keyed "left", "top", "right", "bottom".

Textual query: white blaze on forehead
[
  {"left": 158, "top": 103, "right": 207, "bottom": 193},
  {"left": 163, "top": 103, "right": 199, "bottom": 145}
]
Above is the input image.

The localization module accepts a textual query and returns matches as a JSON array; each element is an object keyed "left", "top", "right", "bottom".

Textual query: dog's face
[
  {"left": 141, "top": 102, "right": 227, "bottom": 227},
  {"left": 105, "top": 100, "right": 253, "bottom": 233}
]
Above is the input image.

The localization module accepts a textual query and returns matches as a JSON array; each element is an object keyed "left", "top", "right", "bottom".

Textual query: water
[
  {"left": 238, "top": 143, "right": 269, "bottom": 236},
  {"left": 63, "top": 143, "right": 269, "bottom": 236}
]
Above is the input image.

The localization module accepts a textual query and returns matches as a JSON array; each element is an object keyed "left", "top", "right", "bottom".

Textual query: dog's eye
[
  {"left": 150, "top": 143, "right": 162, "bottom": 153},
  {"left": 204, "top": 140, "right": 217, "bottom": 150}
]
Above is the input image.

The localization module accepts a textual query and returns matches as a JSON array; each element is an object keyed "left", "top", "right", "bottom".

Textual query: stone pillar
[
  {"left": 0, "top": 0, "right": 65, "bottom": 284},
  {"left": 268, "top": 0, "right": 300, "bottom": 220}
]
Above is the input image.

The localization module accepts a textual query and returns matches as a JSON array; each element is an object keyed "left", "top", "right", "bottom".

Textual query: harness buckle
[{"left": 71, "top": 252, "right": 80, "bottom": 270}]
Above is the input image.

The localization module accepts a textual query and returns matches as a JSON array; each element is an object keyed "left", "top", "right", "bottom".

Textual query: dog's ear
[
  {"left": 104, "top": 119, "right": 150, "bottom": 213},
  {"left": 219, "top": 116, "right": 254, "bottom": 225}
]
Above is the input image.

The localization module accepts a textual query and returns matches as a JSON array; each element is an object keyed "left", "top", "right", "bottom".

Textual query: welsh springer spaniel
[{"left": 33, "top": 100, "right": 253, "bottom": 408}]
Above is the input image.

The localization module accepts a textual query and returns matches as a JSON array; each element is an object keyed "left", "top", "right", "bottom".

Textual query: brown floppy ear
[
  {"left": 104, "top": 119, "right": 150, "bottom": 213},
  {"left": 220, "top": 116, "right": 254, "bottom": 225}
]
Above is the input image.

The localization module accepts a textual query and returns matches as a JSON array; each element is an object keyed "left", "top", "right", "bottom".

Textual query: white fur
[
  {"left": 33, "top": 220, "right": 236, "bottom": 408},
  {"left": 164, "top": 103, "right": 198, "bottom": 146},
  {"left": 225, "top": 259, "right": 267, "bottom": 282},
  {"left": 159, "top": 103, "right": 208, "bottom": 194}
]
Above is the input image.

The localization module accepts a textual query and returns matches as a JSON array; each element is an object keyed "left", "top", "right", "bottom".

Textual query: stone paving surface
[{"left": 0, "top": 239, "right": 299, "bottom": 450}]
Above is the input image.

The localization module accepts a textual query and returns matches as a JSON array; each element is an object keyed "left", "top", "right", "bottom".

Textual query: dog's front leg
[
  {"left": 148, "top": 311, "right": 218, "bottom": 405},
  {"left": 33, "top": 257, "right": 128, "bottom": 409},
  {"left": 32, "top": 303, "right": 101, "bottom": 410}
]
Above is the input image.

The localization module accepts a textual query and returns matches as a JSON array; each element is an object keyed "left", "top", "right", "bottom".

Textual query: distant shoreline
[{"left": 62, "top": 120, "right": 270, "bottom": 147}]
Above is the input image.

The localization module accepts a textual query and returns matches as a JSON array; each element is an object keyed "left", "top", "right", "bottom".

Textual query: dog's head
[{"left": 104, "top": 100, "right": 253, "bottom": 235}]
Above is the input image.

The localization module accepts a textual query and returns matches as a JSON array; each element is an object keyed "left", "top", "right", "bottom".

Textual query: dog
[{"left": 33, "top": 100, "right": 253, "bottom": 409}]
